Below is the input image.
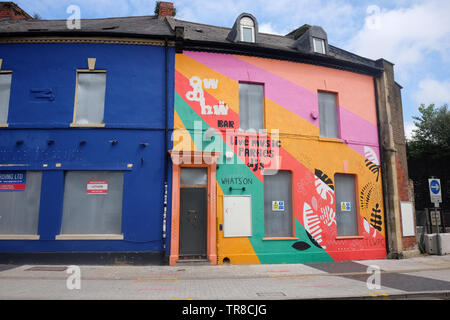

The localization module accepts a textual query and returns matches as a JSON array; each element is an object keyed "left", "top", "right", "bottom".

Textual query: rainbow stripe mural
[{"left": 173, "top": 51, "right": 386, "bottom": 264}]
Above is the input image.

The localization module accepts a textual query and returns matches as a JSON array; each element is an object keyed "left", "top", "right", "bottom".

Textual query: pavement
[{"left": 0, "top": 254, "right": 450, "bottom": 300}]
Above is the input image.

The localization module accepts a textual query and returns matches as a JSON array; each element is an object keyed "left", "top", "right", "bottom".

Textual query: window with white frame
[
  {"left": 264, "top": 170, "right": 293, "bottom": 237},
  {"left": 0, "top": 171, "right": 42, "bottom": 235},
  {"left": 60, "top": 171, "right": 124, "bottom": 235},
  {"left": 313, "top": 37, "right": 326, "bottom": 54},
  {"left": 0, "top": 72, "right": 12, "bottom": 124},
  {"left": 73, "top": 71, "right": 106, "bottom": 126},
  {"left": 239, "top": 83, "right": 264, "bottom": 131},
  {"left": 318, "top": 91, "right": 339, "bottom": 139},
  {"left": 240, "top": 16, "right": 255, "bottom": 43}
]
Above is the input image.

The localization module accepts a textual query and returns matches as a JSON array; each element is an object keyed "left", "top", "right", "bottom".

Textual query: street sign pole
[
  {"left": 435, "top": 206, "right": 441, "bottom": 255},
  {"left": 429, "top": 177, "right": 443, "bottom": 256}
]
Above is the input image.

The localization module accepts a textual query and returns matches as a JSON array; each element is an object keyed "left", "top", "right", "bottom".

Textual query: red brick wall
[
  {"left": 0, "top": 3, "right": 31, "bottom": 20},
  {"left": 158, "top": 2, "right": 174, "bottom": 17}
]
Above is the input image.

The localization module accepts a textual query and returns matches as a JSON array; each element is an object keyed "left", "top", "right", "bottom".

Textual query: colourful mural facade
[{"left": 173, "top": 51, "right": 387, "bottom": 264}]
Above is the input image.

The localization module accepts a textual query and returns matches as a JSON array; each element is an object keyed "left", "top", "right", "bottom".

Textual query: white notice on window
[{"left": 87, "top": 180, "right": 108, "bottom": 194}]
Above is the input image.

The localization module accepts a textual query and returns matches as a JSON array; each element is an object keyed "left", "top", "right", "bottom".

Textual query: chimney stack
[
  {"left": 156, "top": 1, "right": 175, "bottom": 18},
  {"left": 0, "top": 2, "right": 32, "bottom": 20}
]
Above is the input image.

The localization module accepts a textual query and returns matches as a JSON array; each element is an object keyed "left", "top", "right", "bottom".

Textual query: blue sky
[{"left": 15, "top": 0, "right": 450, "bottom": 138}]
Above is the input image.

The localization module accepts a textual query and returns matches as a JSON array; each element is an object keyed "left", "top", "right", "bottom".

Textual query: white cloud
[
  {"left": 259, "top": 23, "right": 284, "bottom": 35},
  {"left": 414, "top": 78, "right": 450, "bottom": 106},
  {"left": 346, "top": 0, "right": 450, "bottom": 81},
  {"left": 404, "top": 121, "right": 416, "bottom": 140}
]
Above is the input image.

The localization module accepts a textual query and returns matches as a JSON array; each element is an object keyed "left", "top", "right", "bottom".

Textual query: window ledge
[
  {"left": 55, "top": 234, "right": 124, "bottom": 240},
  {"left": 0, "top": 123, "right": 8, "bottom": 128},
  {"left": 335, "top": 236, "right": 364, "bottom": 240},
  {"left": 0, "top": 235, "right": 39, "bottom": 240},
  {"left": 262, "top": 237, "right": 298, "bottom": 241},
  {"left": 70, "top": 123, "right": 106, "bottom": 128},
  {"left": 318, "top": 137, "right": 343, "bottom": 143}
]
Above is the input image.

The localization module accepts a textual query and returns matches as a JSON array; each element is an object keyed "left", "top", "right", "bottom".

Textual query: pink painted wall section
[
  {"left": 234, "top": 54, "right": 379, "bottom": 126},
  {"left": 339, "top": 106, "right": 378, "bottom": 144},
  {"left": 184, "top": 51, "right": 318, "bottom": 126},
  {"left": 184, "top": 51, "right": 380, "bottom": 153}
]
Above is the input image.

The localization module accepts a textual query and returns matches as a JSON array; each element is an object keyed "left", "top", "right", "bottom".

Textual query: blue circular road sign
[{"left": 430, "top": 180, "right": 440, "bottom": 194}]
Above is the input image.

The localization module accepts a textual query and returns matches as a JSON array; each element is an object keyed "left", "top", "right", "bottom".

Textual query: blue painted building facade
[{"left": 0, "top": 41, "right": 175, "bottom": 262}]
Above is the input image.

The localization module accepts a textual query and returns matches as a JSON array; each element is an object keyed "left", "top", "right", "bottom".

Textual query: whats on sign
[
  {"left": 0, "top": 171, "right": 26, "bottom": 191},
  {"left": 87, "top": 180, "right": 108, "bottom": 194}
]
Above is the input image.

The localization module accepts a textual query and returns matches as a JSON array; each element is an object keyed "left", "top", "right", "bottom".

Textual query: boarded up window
[
  {"left": 0, "top": 73, "right": 12, "bottom": 123},
  {"left": 0, "top": 171, "right": 42, "bottom": 235},
  {"left": 264, "top": 171, "right": 293, "bottom": 237},
  {"left": 60, "top": 171, "right": 123, "bottom": 235},
  {"left": 335, "top": 173, "right": 358, "bottom": 236},
  {"left": 74, "top": 72, "right": 106, "bottom": 125},
  {"left": 318, "top": 91, "right": 338, "bottom": 138},
  {"left": 239, "top": 83, "right": 264, "bottom": 131}
]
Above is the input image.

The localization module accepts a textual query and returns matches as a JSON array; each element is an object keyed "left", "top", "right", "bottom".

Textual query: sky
[{"left": 14, "top": 0, "right": 450, "bottom": 139}]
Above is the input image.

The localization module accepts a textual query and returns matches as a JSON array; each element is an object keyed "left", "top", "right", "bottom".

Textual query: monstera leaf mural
[
  {"left": 364, "top": 146, "right": 380, "bottom": 181},
  {"left": 314, "top": 169, "right": 334, "bottom": 204},
  {"left": 302, "top": 202, "right": 325, "bottom": 249}
]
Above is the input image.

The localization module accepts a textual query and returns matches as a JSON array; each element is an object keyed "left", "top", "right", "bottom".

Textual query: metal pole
[{"left": 435, "top": 205, "right": 442, "bottom": 255}]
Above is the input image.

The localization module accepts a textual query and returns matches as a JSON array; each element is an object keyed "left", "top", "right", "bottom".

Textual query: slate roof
[{"left": 0, "top": 14, "right": 382, "bottom": 73}]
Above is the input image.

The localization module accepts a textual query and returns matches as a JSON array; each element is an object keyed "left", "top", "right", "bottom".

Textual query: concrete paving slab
[{"left": 0, "top": 255, "right": 449, "bottom": 300}]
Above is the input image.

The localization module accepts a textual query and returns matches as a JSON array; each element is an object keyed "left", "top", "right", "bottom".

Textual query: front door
[{"left": 179, "top": 168, "right": 207, "bottom": 258}]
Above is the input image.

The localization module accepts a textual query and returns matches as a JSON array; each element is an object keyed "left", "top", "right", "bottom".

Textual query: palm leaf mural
[
  {"left": 303, "top": 202, "right": 325, "bottom": 249},
  {"left": 292, "top": 241, "right": 311, "bottom": 251},
  {"left": 360, "top": 182, "right": 374, "bottom": 209},
  {"left": 314, "top": 169, "right": 334, "bottom": 204},
  {"left": 364, "top": 146, "right": 380, "bottom": 165},
  {"left": 364, "top": 146, "right": 380, "bottom": 182}
]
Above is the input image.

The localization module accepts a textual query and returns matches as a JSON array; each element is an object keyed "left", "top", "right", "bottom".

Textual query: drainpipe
[
  {"left": 373, "top": 76, "right": 390, "bottom": 257},
  {"left": 163, "top": 37, "right": 169, "bottom": 251}
]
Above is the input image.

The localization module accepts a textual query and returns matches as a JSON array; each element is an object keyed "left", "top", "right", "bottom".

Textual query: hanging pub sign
[
  {"left": 0, "top": 171, "right": 26, "bottom": 191},
  {"left": 87, "top": 180, "right": 108, "bottom": 194}
]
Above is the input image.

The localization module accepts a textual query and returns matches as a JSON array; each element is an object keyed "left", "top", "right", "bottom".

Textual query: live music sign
[{"left": 87, "top": 180, "right": 108, "bottom": 194}]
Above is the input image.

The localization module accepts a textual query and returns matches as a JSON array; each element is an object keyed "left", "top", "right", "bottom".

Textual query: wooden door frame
[{"left": 169, "top": 151, "right": 221, "bottom": 266}]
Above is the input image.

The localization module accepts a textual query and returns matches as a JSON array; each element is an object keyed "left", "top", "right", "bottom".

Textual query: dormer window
[
  {"left": 227, "top": 13, "right": 259, "bottom": 44},
  {"left": 313, "top": 37, "right": 326, "bottom": 54},
  {"left": 240, "top": 16, "right": 255, "bottom": 42},
  {"left": 289, "top": 25, "right": 328, "bottom": 55}
]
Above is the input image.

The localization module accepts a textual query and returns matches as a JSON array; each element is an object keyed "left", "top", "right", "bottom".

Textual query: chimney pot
[{"left": 157, "top": 1, "right": 174, "bottom": 18}]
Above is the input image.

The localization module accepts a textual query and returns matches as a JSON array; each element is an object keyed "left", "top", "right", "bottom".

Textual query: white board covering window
[
  {"left": 60, "top": 171, "right": 123, "bottom": 235},
  {"left": 239, "top": 83, "right": 264, "bottom": 131},
  {"left": 318, "top": 91, "right": 339, "bottom": 139},
  {"left": 335, "top": 173, "right": 358, "bottom": 236},
  {"left": 264, "top": 171, "right": 293, "bottom": 237},
  {"left": 0, "top": 171, "right": 42, "bottom": 235},
  {"left": 74, "top": 72, "right": 106, "bottom": 125},
  {"left": 400, "top": 201, "right": 415, "bottom": 237},
  {"left": 0, "top": 73, "right": 12, "bottom": 124},
  {"left": 223, "top": 195, "right": 252, "bottom": 237}
]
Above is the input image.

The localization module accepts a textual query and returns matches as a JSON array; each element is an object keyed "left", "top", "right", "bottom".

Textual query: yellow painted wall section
[{"left": 216, "top": 183, "right": 261, "bottom": 265}]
